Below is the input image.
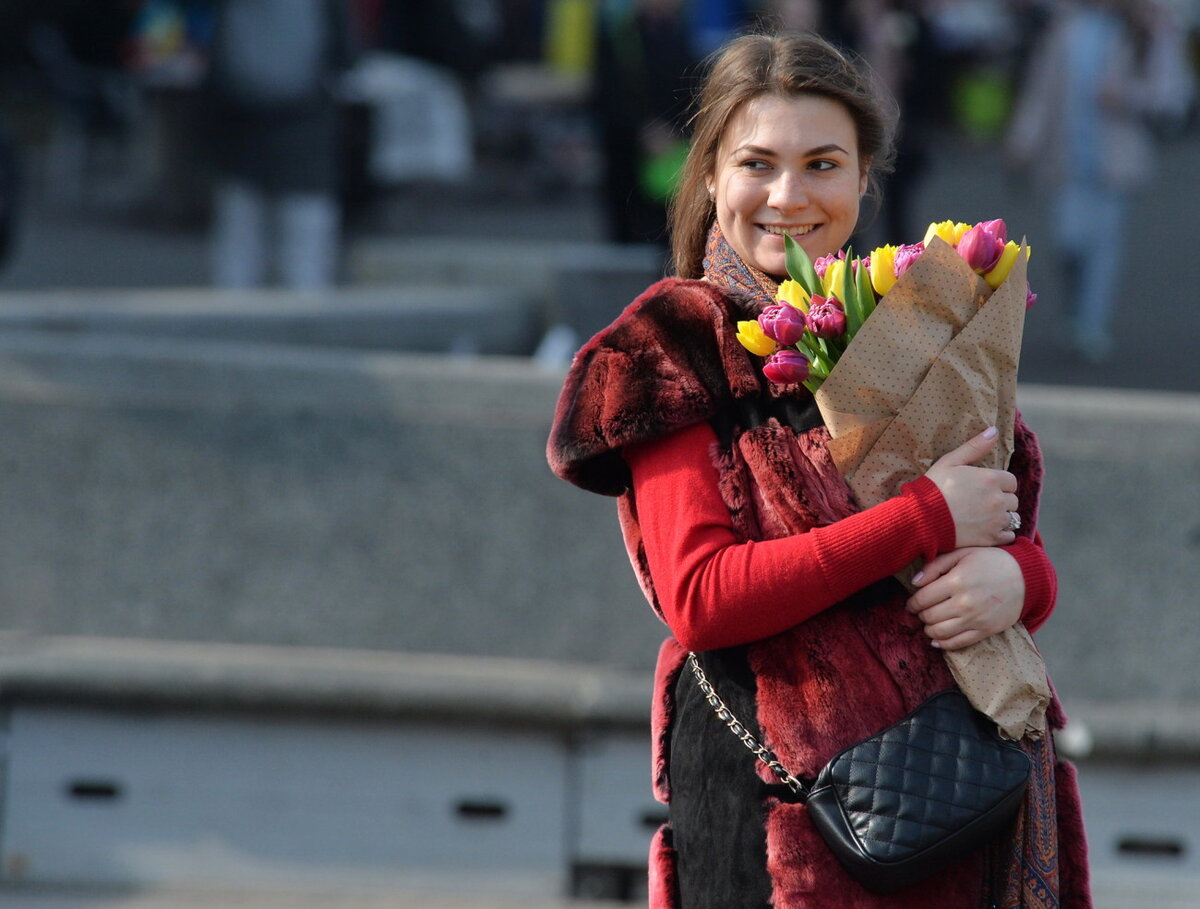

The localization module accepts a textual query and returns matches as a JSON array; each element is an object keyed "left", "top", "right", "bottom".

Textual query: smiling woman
[
  {"left": 548, "top": 31, "right": 1092, "bottom": 909},
  {"left": 669, "top": 32, "right": 895, "bottom": 281},
  {"left": 707, "top": 93, "right": 867, "bottom": 277}
]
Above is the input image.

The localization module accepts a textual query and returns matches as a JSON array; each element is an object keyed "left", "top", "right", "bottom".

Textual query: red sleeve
[
  {"left": 625, "top": 422, "right": 958, "bottom": 652},
  {"left": 1008, "top": 533, "right": 1057, "bottom": 633}
]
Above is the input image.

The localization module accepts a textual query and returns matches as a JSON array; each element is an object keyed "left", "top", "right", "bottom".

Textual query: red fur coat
[{"left": 549, "top": 277, "right": 1091, "bottom": 909}]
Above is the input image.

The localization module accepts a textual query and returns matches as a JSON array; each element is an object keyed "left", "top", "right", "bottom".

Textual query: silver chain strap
[{"left": 686, "top": 652, "right": 808, "bottom": 796}]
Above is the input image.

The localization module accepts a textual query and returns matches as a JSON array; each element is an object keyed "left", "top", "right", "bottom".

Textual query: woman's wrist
[
  {"left": 900, "top": 475, "right": 958, "bottom": 560},
  {"left": 1005, "top": 535, "right": 1057, "bottom": 632}
]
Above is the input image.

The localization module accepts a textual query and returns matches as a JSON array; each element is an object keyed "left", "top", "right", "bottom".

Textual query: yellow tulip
[
  {"left": 736, "top": 320, "right": 777, "bottom": 356},
  {"left": 821, "top": 259, "right": 847, "bottom": 299},
  {"left": 983, "top": 241, "right": 1022, "bottom": 288},
  {"left": 922, "top": 220, "right": 971, "bottom": 248},
  {"left": 869, "top": 244, "right": 898, "bottom": 296},
  {"left": 923, "top": 220, "right": 956, "bottom": 247},
  {"left": 776, "top": 279, "right": 811, "bottom": 312}
]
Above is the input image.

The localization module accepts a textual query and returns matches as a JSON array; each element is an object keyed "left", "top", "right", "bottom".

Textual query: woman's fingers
[
  {"left": 906, "top": 548, "right": 1025, "bottom": 647},
  {"left": 931, "top": 426, "right": 999, "bottom": 470}
]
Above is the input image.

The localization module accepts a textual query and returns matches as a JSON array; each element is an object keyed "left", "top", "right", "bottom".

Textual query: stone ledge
[
  {"left": 0, "top": 286, "right": 541, "bottom": 356},
  {"left": 0, "top": 634, "right": 649, "bottom": 731},
  {"left": 4, "top": 635, "right": 1197, "bottom": 762},
  {"left": 1058, "top": 699, "right": 1200, "bottom": 763}
]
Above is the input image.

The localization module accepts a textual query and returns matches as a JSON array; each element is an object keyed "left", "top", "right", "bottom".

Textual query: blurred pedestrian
[
  {"left": 757, "top": 0, "right": 820, "bottom": 33},
  {"left": 592, "top": 0, "right": 698, "bottom": 247},
  {"left": 870, "top": 0, "right": 941, "bottom": 243},
  {"left": 1006, "top": 0, "right": 1193, "bottom": 361},
  {"left": 204, "top": 0, "right": 357, "bottom": 289}
]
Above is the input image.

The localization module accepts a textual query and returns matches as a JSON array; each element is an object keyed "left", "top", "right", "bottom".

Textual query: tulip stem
[{"left": 802, "top": 339, "right": 837, "bottom": 375}]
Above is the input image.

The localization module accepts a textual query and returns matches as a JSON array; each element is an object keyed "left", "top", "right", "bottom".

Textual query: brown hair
[{"left": 669, "top": 32, "right": 897, "bottom": 278}]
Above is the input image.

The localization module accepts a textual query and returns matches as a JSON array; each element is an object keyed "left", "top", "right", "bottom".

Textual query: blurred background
[{"left": 0, "top": 1, "right": 1198, "bottom": 907}]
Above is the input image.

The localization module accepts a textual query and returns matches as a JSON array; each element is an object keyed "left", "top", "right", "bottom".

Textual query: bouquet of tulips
[
  {"left": 736, "top": 219, "right": 1034, "bottom": 394},
  {"left": 739, "top": 218, "right": 1051, "bottom": 742}
]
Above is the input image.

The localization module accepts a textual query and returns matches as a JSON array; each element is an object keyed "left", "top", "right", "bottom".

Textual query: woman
[{"left": 549, "top": 33, "right": 1091, "bottom": 908}]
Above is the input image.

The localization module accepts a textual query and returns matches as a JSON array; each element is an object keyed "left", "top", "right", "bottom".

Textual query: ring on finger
[{"left": 1005, "top": 511, "right": 1021, "bottom": 533}]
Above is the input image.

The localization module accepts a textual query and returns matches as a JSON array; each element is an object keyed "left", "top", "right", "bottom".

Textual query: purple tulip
[
  {"left": 763, "top": 349, "right": 810, "bottom": 384},
  {"left": 957, "top": 222, "right": 1006, "bottom": 274},
  {"left": 758, "top": 304, "right": 808, "bottom": 347},
  {"left": 893, "top": 242, "right": 925, "bottom": 279},
  {"left": 807, "top": 295, "right": 847, "bottom": 339}
]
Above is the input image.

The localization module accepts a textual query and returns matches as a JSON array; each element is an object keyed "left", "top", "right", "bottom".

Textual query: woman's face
[{"left": 708, "top": 93, "right": 867, "bottom": 278}]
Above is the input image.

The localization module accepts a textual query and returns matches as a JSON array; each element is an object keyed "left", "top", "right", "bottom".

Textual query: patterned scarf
[
  {"left": 702, "top": 220, "right": 780, "bottom": 310},
  {"left": 698, "top": 219, "right": 1077, "bottom": 909}
]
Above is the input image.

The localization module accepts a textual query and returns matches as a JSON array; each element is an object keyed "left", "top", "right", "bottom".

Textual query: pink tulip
[
  {"left": 893, "top": 242, "right": 925, "bottom": 278},
  {"left": 957, "top": 222, "right": 1006, "bottom": 274},
  {"left": 807, "top": 295, "right": 847, "bottom": 339},
  {"left": 763, "top": 349, "right": 810, "bottom": 384},
  {"left": 1026, "top": 284, "right": 1037, "bottom": 310},
  {"left": 980, "top": 219, "right": 1008, "bottom": 243},
  {"left": 758, "top": 303, "right": 808, "bottom": 347},
  {"left": 813, "top": 251, "right": 845, "bottom": 280}
]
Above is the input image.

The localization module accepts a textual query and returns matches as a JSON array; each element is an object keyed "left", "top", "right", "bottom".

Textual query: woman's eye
[
  {"left": 739, "top": 159, "right": 770, "bottom": 171},
  {"left": 810, "top": 159, "right": 837, "bottom": 172}
]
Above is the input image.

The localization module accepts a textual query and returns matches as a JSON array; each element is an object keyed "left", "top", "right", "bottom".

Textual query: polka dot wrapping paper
[{"left": 815, "top": 237, "right": 1050, "bottom": 740}]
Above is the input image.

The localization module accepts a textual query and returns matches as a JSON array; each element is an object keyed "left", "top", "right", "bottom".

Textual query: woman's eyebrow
[
  {"left": 732, "top": 143, "right": 851, "bottom": 157},
  {"left": 805, "top": 143, "right": 850, "bottom": 156}
]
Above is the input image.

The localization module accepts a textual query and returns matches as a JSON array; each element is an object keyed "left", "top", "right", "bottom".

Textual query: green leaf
[
  {"left": 855, "top": 258, "right": 876, "bottom": 328},
  {"left": 784, "top": 234, "right": 821, "bottom": 296},
  {"left": 840, "top": 248, "right": 862, "bottom": 334}
]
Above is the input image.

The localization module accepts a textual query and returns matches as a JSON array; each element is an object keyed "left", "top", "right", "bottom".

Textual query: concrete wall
[
  {"left": 0, "top": 330, "right": 659, "bottom": 670},
  {"left": 0, "top": 327, "right": 1197, "bottom": 703},
  {"left": 1017, "top": 387, "right": 1200, "bottom": 707}
]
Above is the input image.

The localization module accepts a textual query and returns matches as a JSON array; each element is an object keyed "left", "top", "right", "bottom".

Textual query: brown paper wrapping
[{"left": 814, "top": 238, "right": 1050, "bottom": 740}]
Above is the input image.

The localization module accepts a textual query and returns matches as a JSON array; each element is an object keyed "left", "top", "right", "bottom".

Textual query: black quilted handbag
[{"left": 687, "top": 654, "right": 1031, "bottom": 893}]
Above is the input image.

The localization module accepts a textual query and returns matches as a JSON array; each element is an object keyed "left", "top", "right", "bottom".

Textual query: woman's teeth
[{"left": 762, "top": 225, "right": 815, "bottom": 237}]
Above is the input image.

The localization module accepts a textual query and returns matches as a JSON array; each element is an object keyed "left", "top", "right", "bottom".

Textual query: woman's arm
[{"left": 625, "top": 421, "right": 957, "bottom": 651}]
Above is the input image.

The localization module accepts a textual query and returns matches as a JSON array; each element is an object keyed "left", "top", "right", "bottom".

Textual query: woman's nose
[{"left": 768, "top": 171, "right": 808, "bottom": 211}]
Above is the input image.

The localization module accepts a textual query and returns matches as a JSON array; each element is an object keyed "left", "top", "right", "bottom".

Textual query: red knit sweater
[{"left": 626, "top": 421, "right": 1056, "bottom": 653}]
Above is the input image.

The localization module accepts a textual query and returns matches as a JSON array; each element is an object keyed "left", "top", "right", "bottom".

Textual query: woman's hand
[
  {"left": 924, "top": 427, "right": 1020, "bottom": 549},
  {"left": 907, "top": 547, "right": 1024, "bottom": 650}
]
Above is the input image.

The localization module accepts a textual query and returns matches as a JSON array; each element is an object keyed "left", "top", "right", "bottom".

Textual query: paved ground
[
  {"left": 0, "top": 885, "right": 613, "bottom": 909},
  {"left": 3, "top": 868, "right": 1200, "bottom": 909}
]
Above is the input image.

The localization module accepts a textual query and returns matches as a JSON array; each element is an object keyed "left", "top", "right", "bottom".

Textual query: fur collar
[{"left": 547, "top": 277, "right": 767, "bottom": 496}]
